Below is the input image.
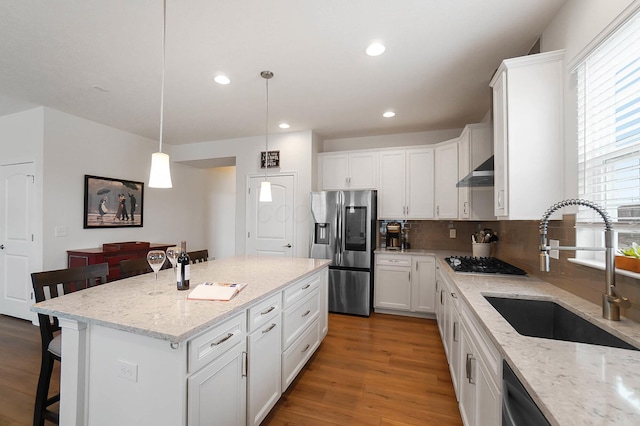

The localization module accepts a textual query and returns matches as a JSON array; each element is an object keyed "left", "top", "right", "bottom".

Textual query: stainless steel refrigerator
[{"left": 309, "top": 190, "right": 377, "bottom": 316}]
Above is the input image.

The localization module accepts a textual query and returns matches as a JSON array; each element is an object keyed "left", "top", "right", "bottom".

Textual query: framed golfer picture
[{"left": 83, "top": 175, "right": 144, "bottom": 228}]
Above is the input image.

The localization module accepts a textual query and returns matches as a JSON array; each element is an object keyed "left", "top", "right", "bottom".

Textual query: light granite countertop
[
  {"left": 434, "top": 254, "right": 640, "bottom": 426},
  {"left": 32, "top": 256, "right": 330, "bottom": 343}
]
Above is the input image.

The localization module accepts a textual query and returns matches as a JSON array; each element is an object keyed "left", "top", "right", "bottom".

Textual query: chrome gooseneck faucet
[{"left": 539, "top": 199, "right": 630, "bottom": 321}]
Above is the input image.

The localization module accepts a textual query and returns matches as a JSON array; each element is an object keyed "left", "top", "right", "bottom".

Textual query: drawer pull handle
[
  {"left": 261, "top": 306, "right": 276, "bottom": 315},
  {"left": 301, "top": 284, "right": 311, "bottom": 290},
  {"left": 262, "top": 323, "right": 277, "bottom": 334},
  {"left": 211, "top": 332, "right": 234, "bottom": 347},
  {"left": 302, "top": 310, "right": 311, "bottom": 317},
  {"left": 302, "top": 343, "right": 310, "bottom": 353}
]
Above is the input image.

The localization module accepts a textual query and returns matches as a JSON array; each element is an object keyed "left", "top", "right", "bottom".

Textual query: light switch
[{"left": 54, "top": 226, "right": 67, "bottom": 237}]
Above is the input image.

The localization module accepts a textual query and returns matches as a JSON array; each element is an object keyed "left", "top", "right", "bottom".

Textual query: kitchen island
[{"left": 32, "top": 256, "right": 330, "bottom": 426}]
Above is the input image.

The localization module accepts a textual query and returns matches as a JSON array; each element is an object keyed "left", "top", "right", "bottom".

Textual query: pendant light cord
[
  {"left": 159, "top": 0, "right": 166, "bottom": 153},
  {"left": 261, "top": 71, "right": 273, "bottom": 181}
]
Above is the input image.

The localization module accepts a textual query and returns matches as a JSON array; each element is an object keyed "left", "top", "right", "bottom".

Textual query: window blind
[{"left": 577, "top": 10, "right": 640, "bottom": 226}]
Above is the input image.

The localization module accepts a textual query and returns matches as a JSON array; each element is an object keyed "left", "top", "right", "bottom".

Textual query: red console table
[{"left": 67, "top": 241, "right": 173, "bottom": 282}]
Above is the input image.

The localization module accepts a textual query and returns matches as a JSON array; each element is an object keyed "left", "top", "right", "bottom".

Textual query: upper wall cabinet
[
  {"left": 434, "top": 139, "right": 459, "bottom": 219},
  {"left": 458, "top": 123, "right": 495, "bottom": 221},
  {"left": 490, "top": 50, "right": 564, "bottom": 220},
  {"left": 318, "top": 151, "right": 378, "bottom": 190},
  {"left": 379, "top": 148, "right": 434, "bottom": 220}
]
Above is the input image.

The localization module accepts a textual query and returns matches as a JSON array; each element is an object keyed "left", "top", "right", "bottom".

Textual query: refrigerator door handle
[{"left": 336, "top": 191, "right": 342, "bottom": 265}]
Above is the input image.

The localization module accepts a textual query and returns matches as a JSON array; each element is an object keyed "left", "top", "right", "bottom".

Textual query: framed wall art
[{"left": 83, "top": 175, "right": 144, "bottom": 228}]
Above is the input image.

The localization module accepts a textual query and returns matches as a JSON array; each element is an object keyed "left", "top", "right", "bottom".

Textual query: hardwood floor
[
  {"left": 0, "top": 314, "right": 58, "bottom": 426},
  {"left": 263, "top": 313, "right": 462, "bottom": 425},
  {"left": 0, "top": 312, "right": 461, "bottom": 426}
]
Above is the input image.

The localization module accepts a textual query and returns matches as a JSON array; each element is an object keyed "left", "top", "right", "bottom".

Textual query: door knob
[{"left": 283, "top": 244, "right": 292, "bottom": 248}]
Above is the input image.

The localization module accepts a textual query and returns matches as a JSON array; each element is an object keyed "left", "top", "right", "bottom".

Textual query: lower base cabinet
[
  {"left": 374, "top": 254, "right": 436, "bottom": 315},
  {"left": 189, "top": 269, "right": 326, "bottom": 425},
  {"left": 188, "top": 340, "right": 247, "bottom": 426},
  {"left": 436, "top": 263, "right": 501, "bottom": 426}
]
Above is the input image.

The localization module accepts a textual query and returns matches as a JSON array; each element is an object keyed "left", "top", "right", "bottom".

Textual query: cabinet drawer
[
  {"left": 247, "top": 292, "right": 282, "bottom": 333},
  {"left": 283, "top": 272, "right": 320, "bottom": 308},
  {"left": 282, "top": 289, "right": 320, "bottom": 350},
  {"left": 461, "top": 303, "right": 501, "bottom": 382},
  {"left": 188, "top": 312, "right": 246, "bottom": 373},
  {"left": 376, "top": 254, "right": 411, "bottom": 267},
  {"left": 282, "top": 319, "right": 320, "bottom": 391}
]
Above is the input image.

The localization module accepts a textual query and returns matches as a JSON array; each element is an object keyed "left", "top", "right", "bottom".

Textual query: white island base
[{"left": 34, "top": 256, "right": 330, "bottom": 426}]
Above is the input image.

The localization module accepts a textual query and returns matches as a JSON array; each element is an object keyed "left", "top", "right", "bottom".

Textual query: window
[{"left": 576, "top": 9, "right": 640, "bottom": 259}]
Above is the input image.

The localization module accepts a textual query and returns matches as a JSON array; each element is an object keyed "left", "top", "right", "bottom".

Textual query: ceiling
[{"left": 0, "top": 0, "right": 566, "bottom": 145}]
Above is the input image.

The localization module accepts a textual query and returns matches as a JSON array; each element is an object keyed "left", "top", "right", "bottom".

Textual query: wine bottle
[{"left": 176, "top": 240, "right": 190, "bottom": 291}]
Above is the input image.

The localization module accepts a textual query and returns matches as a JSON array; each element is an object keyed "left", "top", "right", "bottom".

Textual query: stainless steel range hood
[{"left": 456, "top": 156, "right": 494, "bottom": 187}]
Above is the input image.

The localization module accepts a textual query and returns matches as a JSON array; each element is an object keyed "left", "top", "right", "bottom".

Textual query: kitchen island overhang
[{"left": 32, "top": 256, "right": 330, "bottom": 425}]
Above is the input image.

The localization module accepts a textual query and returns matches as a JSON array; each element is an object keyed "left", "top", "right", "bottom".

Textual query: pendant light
[
  {"left": 149, "top": 0, "right": 173, "bottom": 188},
  {"left": 259, "top": 70, "right": 273, "bottom": 202}
]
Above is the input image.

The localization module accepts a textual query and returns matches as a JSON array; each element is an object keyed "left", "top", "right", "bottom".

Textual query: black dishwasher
[{"left": 502, "top": 361, "right": 550, "bottom": 426}]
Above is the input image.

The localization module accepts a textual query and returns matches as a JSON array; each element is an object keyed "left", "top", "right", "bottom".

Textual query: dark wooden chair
[
  {"left": 119, "top": 257, "right": 153, "bottom": 278},
  {"left": 188, "top": 249, "right": 209, "bottom": 264},
  {"left": 119, "top": 256, "right": 172, "bottom": 278},
  {"left": 30, "top": 262, "right": 109, "bottom": 426}
]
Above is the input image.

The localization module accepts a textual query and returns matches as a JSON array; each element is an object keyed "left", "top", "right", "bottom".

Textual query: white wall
[
  {"left": 322, "top": 128, "right": 462, "bottom": 152},
  {"left": 39, "top": 108, "right": 209, "bottom": 269},
  {"left": 541, "top": 0, "right": 636, "bottom": 201},
  {"left": 172, "top": 130, "right": 313, "bottom": 258},
  {"left": 207, "top": 166, "right": 236, "bottom": 260}
]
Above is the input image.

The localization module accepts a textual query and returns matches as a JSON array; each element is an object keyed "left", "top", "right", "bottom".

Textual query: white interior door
[
  {"left": 0, "top": 162, "right": 37, "bottom": 321},
  {"left": 246, "top": 175, "right": 294, "bottom": 257}
]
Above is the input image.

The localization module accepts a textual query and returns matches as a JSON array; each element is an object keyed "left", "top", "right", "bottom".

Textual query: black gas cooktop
[{"left": 445, "top": 256, "right": 527, "bottom": 276}]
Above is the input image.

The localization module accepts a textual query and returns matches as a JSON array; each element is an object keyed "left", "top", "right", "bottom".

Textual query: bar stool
[{"left": 30, "top": 263, "right": 108, "bottom": 426}]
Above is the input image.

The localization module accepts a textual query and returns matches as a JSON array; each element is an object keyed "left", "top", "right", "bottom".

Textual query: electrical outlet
[
  {"left": 449, "top": 229, "right": 456, "bottom": 239},
  {"left": 117, "top": 360, "right": 138, "bottom": 382},
  {"left": 550, "top": 239, "right": 560, "bottom": 260}
]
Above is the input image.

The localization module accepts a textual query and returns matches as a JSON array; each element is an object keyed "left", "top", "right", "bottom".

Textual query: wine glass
[
  {"left": 166, "top": 246, "right": 180, "bottom": 276},
  {"left": 147, "top": 250, "right": 166, "bottom": 284}
]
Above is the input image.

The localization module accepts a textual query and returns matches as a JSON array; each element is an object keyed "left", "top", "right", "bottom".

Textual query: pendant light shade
[
  {"left": 149, "top": 152, "right": 173, "bottom": 188},
  {"left": 260, "top": 70, "right": 274, "bottom": 202},
  {"left": 259, "top": 181, "right": 272, "bottom": 202},
  {"left": 149, "top": 0, "right": 173, "bottom": 188}
]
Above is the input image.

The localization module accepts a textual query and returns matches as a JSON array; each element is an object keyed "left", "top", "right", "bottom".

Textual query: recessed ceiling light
[
  {"left": 366, "top": 42, "right": 386, "bottom": 57},
  {"left": 383, "top": 111, "right": 396, "bottom": 118},
  {"left": 214, "top": 75, "right": 231, "bottom": 85},
  {"left": 279, "top": 123, "right": 290, "bottom": 129}
]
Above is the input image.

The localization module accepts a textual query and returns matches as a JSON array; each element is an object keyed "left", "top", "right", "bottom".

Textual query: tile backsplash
[{"left": 377, "top": 216, "right": 640, "bottom": 323}]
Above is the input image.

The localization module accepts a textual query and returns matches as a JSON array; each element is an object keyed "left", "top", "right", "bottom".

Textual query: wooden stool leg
[{"left": 33, "top": 351, "right": 55, "bottom": 426}]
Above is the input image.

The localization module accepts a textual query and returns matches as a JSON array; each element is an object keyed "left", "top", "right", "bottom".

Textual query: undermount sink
[{"left": 484, "top": 296, "right": 638, "bottom": 351}]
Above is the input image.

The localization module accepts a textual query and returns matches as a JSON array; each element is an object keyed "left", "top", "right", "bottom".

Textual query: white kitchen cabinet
[
  {"left": 411, "top": 256, "right": 436, "bottom": 313},
  {"left": 281, "top": 272, "right": 323, "bottom": 391},
  {"left": 374, "top": 255, "right": 412, "bottom": 311},
  {"left": 434, "top": 140, "right": 459, "bottom": 219},
  {"left": 187, "top": 312, "right": 248, "bottom": 426},
  {"left": 435, "top": 269, "right": 446, "bottom": 340},
  {"left": 458, "top": 300, "right": 502, "bottom": 426},
  {"left": 319, "top": 151, "right": 378, "bottom": 190},
  {"left": 374, "top": 254, "right": 436, "bottom": 315},
  {"left": 490, "top": 50, "right": 564, "bottom": 220},
  {"left": 458, "top": 123, "right": 495, "bottom": 221},
  {"left": 379, "top": 148, "right": 434, "bottom": 220},
  {"left": 247, "top": 294, "right": 282, "bottom": 426},
  {"left": 188, "top": 340, "right": 247, "bottom": 426}
]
